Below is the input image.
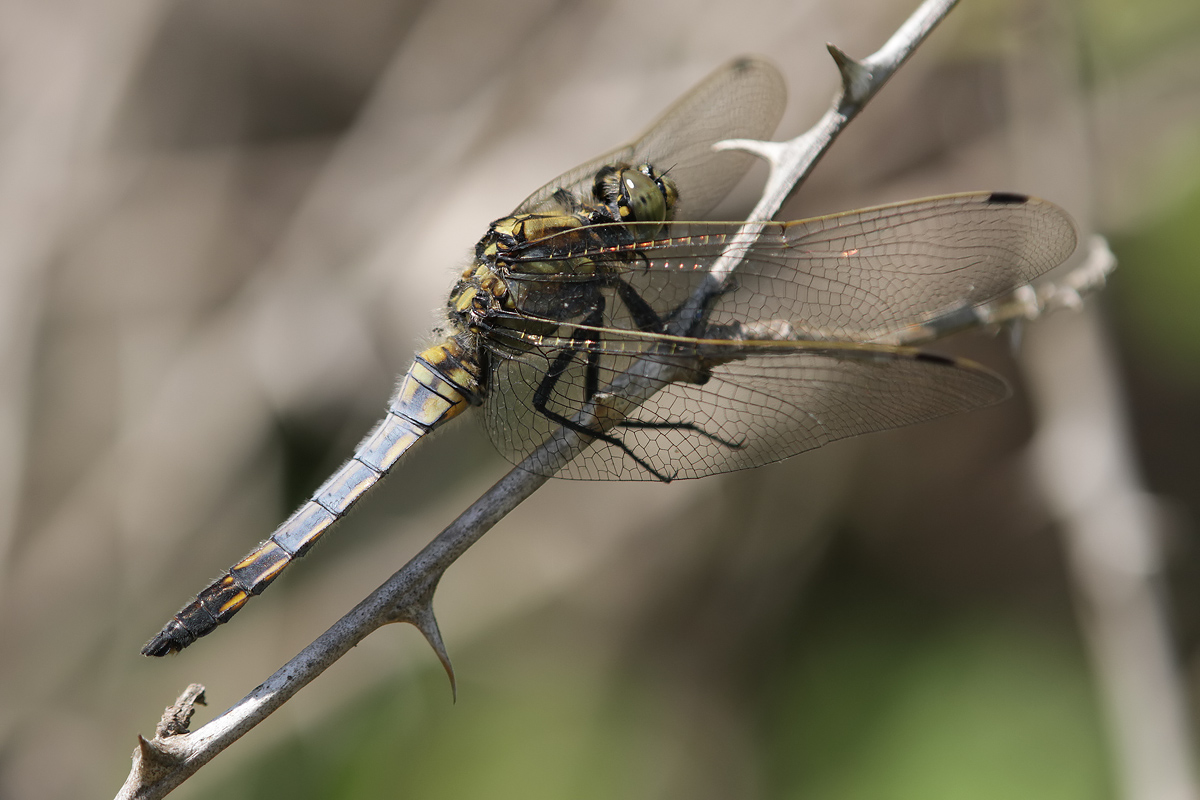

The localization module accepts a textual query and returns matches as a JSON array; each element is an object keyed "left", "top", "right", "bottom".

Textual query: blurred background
[{"left": 0, "top": 0, "right": 1198, "bottom": 798}]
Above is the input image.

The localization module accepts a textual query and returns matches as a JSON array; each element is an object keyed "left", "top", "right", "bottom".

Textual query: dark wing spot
[
  {"left": 913, "top": 351, "right": 956, "bottom": 367},
  {"left": 986, "top": 191, "right": 1029, "bottom": 205}
]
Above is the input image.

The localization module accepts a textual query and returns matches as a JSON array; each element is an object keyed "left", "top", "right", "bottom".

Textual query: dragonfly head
[{"left": 592, "top": 163, "right": 678, "bottom": 232}]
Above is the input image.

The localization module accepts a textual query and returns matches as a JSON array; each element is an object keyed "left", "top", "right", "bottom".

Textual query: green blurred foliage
[
  {"left": 761, "top": 601, "right": 1112, "bottom": 799},
  {"left": 203, "top": 640, "right": 671, "bottom": 800},
  {"left": 1083, "top": 0, "right": 1200, "bottom": 71},
  {"left": 1111, "top": 162, "right": 1200, "bottom": 385},
  {"left": 203, "top": 577, "right": 1111, "bottom": 800}
]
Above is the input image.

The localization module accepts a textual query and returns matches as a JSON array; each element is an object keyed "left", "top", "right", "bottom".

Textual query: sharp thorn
[
  {"left": 827, "top": 43, "right": 873, "bottom": 102},
  {"left": 408, "top": 599, "right": 457, "bottom": 702},
  {"left": 136, "top": 735, "right": 173, "bottom": 766},
  {"left": 133, "top": 734, "right": 185, "bottom": 782}
]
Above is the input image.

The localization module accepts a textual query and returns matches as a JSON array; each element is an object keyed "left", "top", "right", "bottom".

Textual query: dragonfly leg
[
  {"left": 609, "top": 278, "right": 746, "bottom": 450},
  {"left": 533, "top": 299, "right": 676, "bottom": 482},
  {"left": 616, "top": 417, "right": 745, "bottom": 449},
  {"left": 613, "top": 278, "right": 664, "bottom": 333}
]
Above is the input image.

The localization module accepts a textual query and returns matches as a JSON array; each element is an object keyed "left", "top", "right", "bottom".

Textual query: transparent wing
[
  {"left": 481, "top": 192, "right": 1077, "bottom": 480},
  {"left": 501, "top": 192, "right": 1079, "bottom": 341},
  {"left": 482, "top": 340, "right": 1008, "bottom": 481},
  {"left": 513, "top": 57, "right": 786, "bottom": 220}
]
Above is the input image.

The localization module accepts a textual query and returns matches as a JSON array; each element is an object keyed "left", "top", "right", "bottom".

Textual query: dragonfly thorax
[
  {"left": 476, "top": 212, "right": 588, "bottom": 275},
  {"left": 449, "top": 161, "right": 682, "bottom": 349},
  {"left": 473, "top": 162, "right": 678, "bottom": 276}
]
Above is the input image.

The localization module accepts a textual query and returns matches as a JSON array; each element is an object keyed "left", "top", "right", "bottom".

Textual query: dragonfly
[{"left": 143, "top": 57, "right": 1077, "bottom": 656}]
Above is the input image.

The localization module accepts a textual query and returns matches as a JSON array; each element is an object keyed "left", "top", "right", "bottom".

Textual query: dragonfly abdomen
[{"left": 142, "top": 341, "right": 482, "bottom": 656}]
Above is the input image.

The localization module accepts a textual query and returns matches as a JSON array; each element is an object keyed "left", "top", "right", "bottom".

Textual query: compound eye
[
  {"left": 617, "top": 168, "right": 666, "bottom": 223},
  {"left": 641, "top": 164, "right": 678, "bottom": 217}
]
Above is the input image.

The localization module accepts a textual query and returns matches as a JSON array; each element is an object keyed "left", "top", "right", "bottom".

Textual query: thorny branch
[{"left": 117, "top": 0, "right": 1115, "bottom": 797}]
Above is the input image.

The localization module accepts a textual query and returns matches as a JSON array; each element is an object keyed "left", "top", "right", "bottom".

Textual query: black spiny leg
[
  {"left": 533, "top": 298, "right": 675, "bottom": 482},
  {"left": 612, "top": 277, "right": 746, "bottom": 449},
  {"left": 617, "top": 417, "right": 745, "bottom": 449},
  {"left": 533, "top": 278, "right": 744, "bottom": 480},
  {"left": 614, "top": 278, "right": 664, "bottom": 333}
]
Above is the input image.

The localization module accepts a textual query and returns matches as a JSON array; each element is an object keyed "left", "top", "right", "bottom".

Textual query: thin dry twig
[{"left": 155, "top": 685, "right": 207, "bottom": 739}]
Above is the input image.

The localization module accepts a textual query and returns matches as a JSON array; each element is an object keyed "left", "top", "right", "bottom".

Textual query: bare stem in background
[
  {"left": 1012, "top": 7, "right": 1198, "bottom": 795},
  {"left": 1027, "top": 306, "right": 1200, "bottom": 800},
  {"left": 0, "top": 1, "right": 160, "bottom": 616}
]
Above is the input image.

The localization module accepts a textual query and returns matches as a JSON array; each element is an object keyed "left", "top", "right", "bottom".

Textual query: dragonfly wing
[
  {"left": 513, "top": 57, "right": 786, "bottom": 220},
  {"left": 488, "top": 193, "right": 1074, "bottom": 481},
  {"left": 619, "top": 344, "right": 1007, "bottom": 480},
  {"left": 481, "top": 337, "right": 1007, "bottom": 481},
  {"left": 505, "top": 192, "right": 1078, "bottom": 342},
  {"left": 759, "top": 192, "right": 1080, "bottom": 338}
]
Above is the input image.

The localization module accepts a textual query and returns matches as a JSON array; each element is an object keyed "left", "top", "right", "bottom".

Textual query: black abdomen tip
[{"left": 142, "top": 626, "right": 188, "bottom": 657}]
